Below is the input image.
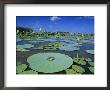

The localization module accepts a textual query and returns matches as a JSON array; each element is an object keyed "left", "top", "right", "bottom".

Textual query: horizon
[{"left": 16, "top": 16, "right": 94, "bottom": 34}]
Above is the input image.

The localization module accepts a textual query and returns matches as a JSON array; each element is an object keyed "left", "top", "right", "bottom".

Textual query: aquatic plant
[
  {"left": 86, "top": 50, "right": 94, "bottom": 54},
  {"left": 88, "top": 61, "right": 94, "bottom": 66},
  {"left": 85, "top": 58, "right": 92, "bottom": 62},
  {"left": 17, "top": 44, "right": 34, "bottom": 49},
  {"left": 65, "top": 69, "right": 77, "bottom": 74},
  {"left": 16, "top": 64, "right": 28, "bottom": 74},
  {"left": 72, "top": 65, "right": 85, "bottom": 74},
  {"left": 88, "top": 67, "right": 94, "bottom": 73},
  {"left": 43, "top": 46, "right": 57, "bottom": 50},
  {"left": 59, "top": 45, "right": 79, "bottom": 51},
  {"left": 73, "top": 57, "right": 86, "bottom": 65},
  {"left": 16, "top": 48, "right": 30, "bottom": 52},
  {"left": 34, "top": 46, "right": 44, "bottom": 50},
  {"left": 27, "top": 53, "right": 73, "bottom": 73},
  {"left": 77, "top": 59, "right": 86, "bottom": 65},
  {"left": 20, "top": 70, "right": 38, "bottom": 74}
]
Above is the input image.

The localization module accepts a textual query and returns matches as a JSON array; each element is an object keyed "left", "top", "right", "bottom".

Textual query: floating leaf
[
  {"left": 16, "top": 64, "right": 28, "bottom": 74},
  {"left": 88, "top": 67, "right": 94, "bottom": 73},
  {"left": 43, "top": 46, "right": 57, "bottom": 50},
  {"left": 88, "top": 61, "right": 94, "bottom": 66},
  {"left": 27, "top": 53, "right": 73, "bottom": 73},
  {"left": 72, "top": 65, "right": 85, "bottom": 74},
  {"left": 20, "top": 70, "right": 38, "bottom": 74},
  {"left": 17, "top": 44, "right": 34, "bottom": 49},
  {"left": 78, "top": 60, "right": 86, "bottom": 65},
  {"left": 85, "top": 58, "right": 92, "bottom": 62},
  {"left": 86, "top": 50, "right": 94, "bottom": 54},
  {"left": 65, "top": 69, "right": 77, "bottom": 74},
  {"left": 59, "top": 45, "right": 79, "bottom": 51},
  {"left": 16, "top": 48, "right": 30, "bottom": 52},
  {"left": 73, "top": 58, "right": 86, "bottom": 65}
]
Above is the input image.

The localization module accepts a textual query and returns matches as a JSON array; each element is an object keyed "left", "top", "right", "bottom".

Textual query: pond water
[{"left": 16, "top": 37, "right": 94, "bottom": 74}]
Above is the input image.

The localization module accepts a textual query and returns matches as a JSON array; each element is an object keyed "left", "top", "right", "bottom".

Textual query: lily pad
[
  {"left": 43, "top": 46, "right": 57, "bottom": 50},
  {"left": 20, "top": 70, "right": 38, "bottom": 74},
  {"left": 78, "top": 60, "right": 86, "bottom": 65},
  {"left": 72, "top": 65, "right": 85, "bottom": 74},
  {"left": 85, "top": 58, "right": 92, "bottom": 62},
  {"left": 27, "top": 53, "right": 73, "bottom": 73},
  {"left": 88, "top": 67, "right": 94, "bottom": 73},
  {"left": 59, "top": 45, "right": 79, "bottom": 51},
  {"left": 17, "top": 44, "right": 34, "bottom": 49},
  {"left": 86, "top": 50, "right": 94, "bottom": 54},
  {"left": 88, "top": 61, "right": 94, "bottom": 66},
  {"left": 73, "top": 58, "right": 86, "bottom": 65},
  {"left": 65, "top": 69, "right": 77, "bottom": 74},
  {"left": 16, "top": 48, "right": 30, "bottom": 52},
  {"left": 16, "top": 64, "right": 28, "bottom": 74}
]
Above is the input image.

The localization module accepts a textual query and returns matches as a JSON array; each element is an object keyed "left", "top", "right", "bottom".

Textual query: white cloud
[{"left": 50, "top": 16, "right": 61, "bottom": 22}]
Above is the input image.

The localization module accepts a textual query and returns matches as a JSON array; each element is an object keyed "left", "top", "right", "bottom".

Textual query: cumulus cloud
[{"left": 50, "top": 16, "right": 61, "bottom": 22}]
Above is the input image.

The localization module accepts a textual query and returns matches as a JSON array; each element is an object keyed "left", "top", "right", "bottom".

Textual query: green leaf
[
  {"left": 88, "top": 61, "right": 94, "bottom": 66},
  {"left": 88, "top": 67, "right": 94, "bottom": 73},
  {"left": 16, "top": 64, "right": 28, "bottom": 74},
  {"left": 20, "top": 70, "right": 38, "bottom": 74},
  {"left": 65, "top": 69, "right": 77, "bottom": 74},
  {"left": 72, "top": 65, "right": 85, "bottom": 74},
  {"left": 27, "top": 53, "right": 73, "bottom": 73}
]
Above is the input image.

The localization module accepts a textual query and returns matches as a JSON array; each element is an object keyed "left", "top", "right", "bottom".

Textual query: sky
[{"left": 16, "top": 16, "right": 94, "bottom": 33}]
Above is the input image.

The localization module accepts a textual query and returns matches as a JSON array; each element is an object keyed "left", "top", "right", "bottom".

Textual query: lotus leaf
[
  {"left": 85, "top": 58, "right": 92, "bottom": 62},
  {"left": 72, "top": 65, "right": 85, "bottom": 73},
  {"left": 88, "top": 67, "right": 94, "bottom": 73},
  {"left": 78, "top": 60, "right": 86, "bottom": 65},
  {"left": 88, "top": 61, "right": 94, "bottom": 66},
  {"left": 48, "top": 42, "right": 64, "bottom": 48},
  {"left": 73, "top": 58, "right": 86, "bottom": 65},
  {"left": 43, "top": 46, "right": 57, "bottom": 50},
  {"left": 86, "top": 50, "right": 94, "bottom": 54},
  {"left": 20, "top": 70, "right": 38, "bottom": 74},
  {"left": 59, "top": 45, "right": 79, "bottom": 51},
  {"left": 36, "top": 46, "right": 44, "bottom": 49},
  {"left": 65, "top": 69, "right": 77, "bottom": 74},
  {"left": 17, "top": 44, "right": 34, "bottom": 49},
  {"left": 16, "top": 64, "right": 28, "bottom": 73},
  {"left": 16, "top": 48, "right": 30, "bottom": 52},
  {"left": 27, "top": 53, "right": 73, "bottom": 73}
]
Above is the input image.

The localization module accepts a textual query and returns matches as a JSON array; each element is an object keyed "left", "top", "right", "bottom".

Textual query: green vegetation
[
  {"left": 88, "top": 67, "right": 94, "bottom": 73},
  {"left": 27, "top": 53, "right": 73, "bottom": 73},
  {"left": 16, "top": 64, "right": 28, "bottom": 74}
]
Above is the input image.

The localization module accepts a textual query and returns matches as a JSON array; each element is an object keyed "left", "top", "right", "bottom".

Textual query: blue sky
[{"left": 16, "top": 16, "right": 94, "bottom": 33}]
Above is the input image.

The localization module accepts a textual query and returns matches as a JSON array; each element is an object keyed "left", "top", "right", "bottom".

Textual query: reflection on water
[{"left": 16, "top": 37, "right": 94, "bottom": 74}]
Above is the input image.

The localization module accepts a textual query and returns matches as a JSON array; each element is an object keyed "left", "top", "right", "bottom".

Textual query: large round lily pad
[{"left": 27, "top": 53, "right": 73, "bottom": 73}]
